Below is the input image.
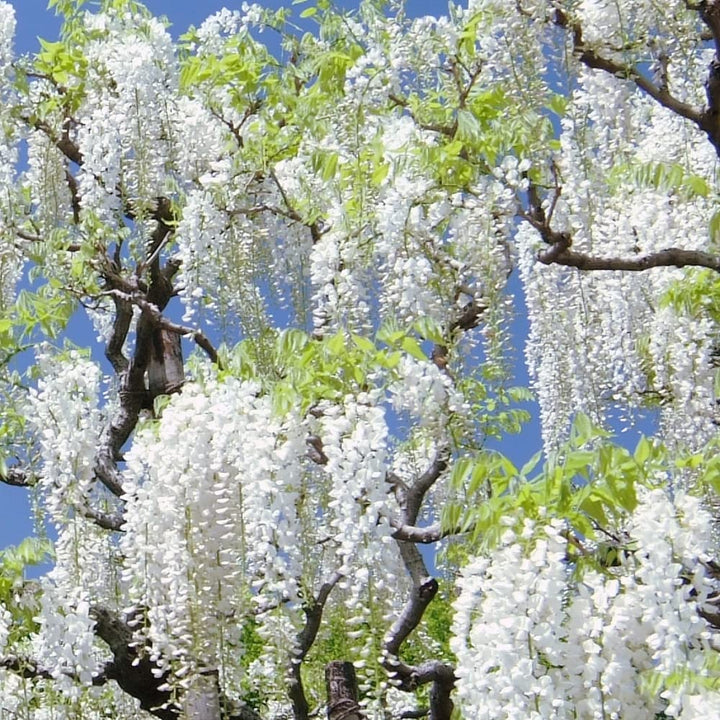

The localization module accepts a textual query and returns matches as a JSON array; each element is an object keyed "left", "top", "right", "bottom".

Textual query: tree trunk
[
  {"left": 148, "top": 327, "right": 184, "bottom": 397},
  {"left": 325, "top": 661, "right": 364, "bottom": 720}
]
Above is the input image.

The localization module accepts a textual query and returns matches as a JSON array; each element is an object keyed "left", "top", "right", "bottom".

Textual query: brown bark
[
  {"left": 91, "top": 606, "right": 176, "bottom": 720},
  {"left": 90, "top": 607, "right": 263, "bottom": 720},
  {"left": 384, "top": 452, "right": 456, "bottom": 720},
  {"left": 148, "top": 328, "right": 184, "bottom": 398},
  {"left": 325, "top": 662, "right": 365, "bottom": 720},
  {"left": 290, "top": 573, "right": 342, "bottom": 720},
  {"left": 540, "top": 246, "right": 720, "bottom": 274}
]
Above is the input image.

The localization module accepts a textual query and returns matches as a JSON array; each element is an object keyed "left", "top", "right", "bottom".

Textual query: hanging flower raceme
[
  {"left": 0, "top": 1, "right": 21, "bottom": 309},
  {"left": 119, "top": 375, "right": 307, "bottom": 685},
  {"left": 520, "top": 60, "right": 719, "bottom": 448},
  {"left": 76, "top": 8, "right": 177, "bottom": 221},
  {"left": 452, "top": 490, "right": 719, "bottom": 719},
  {"left": 26, "top": 349, "right": 103, "bottom": 523}
]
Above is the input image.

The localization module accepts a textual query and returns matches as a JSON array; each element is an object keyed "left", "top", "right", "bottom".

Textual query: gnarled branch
[
  {"left": 290, "top": 571, "right": 343, "bottom": 720},
  {"left": 0, "top": 466, "right": 36, "bottom": 488},
  {"left": 540, "top": 245, "right": 720, "bottom": 273}
]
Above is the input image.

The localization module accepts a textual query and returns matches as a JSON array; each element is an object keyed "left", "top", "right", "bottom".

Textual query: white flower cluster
[
  {"left": 373, "top": 169, "right": 447, "bottom": 327},
  {"left": 32, "top": 587, "right": 102, "bottom": 691},
  {"left": 174, "top": 189, "right": 229, "bottom": 322},
  {"left": 0, "top": 603, "right": 10, "bottom": 653},
  {"left": 0, "top": 1, "right": 20, "bottom": 309},
  {"left": 22, "top": 351, "right": 121, "bottom": 690},
  {"left": 195, "top": 9, "right": 245, "bottom": 55},
  {"left": 464, "top": 0, "right": 548, "bottom": 98},
  {"left": 520, "top": 59, "right": 718, "bottom": 448},
  {"left": 314, "top": 396, "right": 396, "bottom": 573},
  {"left": 174, "top": 185, "right": 276, "bottom": 336},
  {"left": 492, "top": 156, "right": 531, "bottom": 190},
  {"left": 27, "top": 349, "right": 103, "bottom": 522},
  {"left": 308, "top": 208, "right": 373, "bottom": 335},
  {"left": 389, "top": 355, "right": 463, "bottom": 430},
  {"left": 649, "top": 309, "right": 718, "bottom": 450},
  {"left": 574, "top": 0, "right": 694, "bottom": 53},
  {"left": 115, "top": 377, "right": 413, "bottom": 700},
  {"left": 452, "top": 490, "right": 719, "bottom": 719},
  {"left": 171, "top": 96, "right": 229, "bottom": 187},
  {"left": 76, "top": 9, "right": 176, "bottom": 221},
  {"left": 120, "top": 376, "right": 307, "bottom": 682},
  {"left": 452, "top": 518, "right": 572, "bottom": 719},
  {"left": 25, "top": 131, "right": 74, "bottom": 233},
  {"left": 0, "top": 0, "right": 13, "bottom": 70},
  {"left": 193, "top": 4, "right": 263, "bottom": 55}
]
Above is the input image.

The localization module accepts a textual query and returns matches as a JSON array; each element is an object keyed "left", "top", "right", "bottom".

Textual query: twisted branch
[
  {"left": 554, "top": 6, "right": 720, "bottom": 151},
  {"left": 383, "top": 453, "right": 456, "bottom": 720},
  {"left": 290, "top": 571, "right": 343, "bottom": 720},
  {"left": 0, "top": 466, "right": 36, "bottom": 488}
]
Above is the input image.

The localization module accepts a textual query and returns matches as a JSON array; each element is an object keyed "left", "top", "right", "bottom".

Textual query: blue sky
[
  {"left": 1, "top": 0, "right": 465, "bottom": 552},
  {"left": 14, "top": 0, "right": 446, "bottom": 54}
]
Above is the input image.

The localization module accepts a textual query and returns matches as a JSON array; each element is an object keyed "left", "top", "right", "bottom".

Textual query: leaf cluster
[
  {"left": 0, "top": 538, "right": 54, "bottom": 647},
  {"left": 443, "top": 414, "right": 664, "bottom": 553}
]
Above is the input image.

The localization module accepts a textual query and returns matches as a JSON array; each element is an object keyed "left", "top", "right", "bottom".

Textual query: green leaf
[
  {"left": 546, "top": 93, "right": 568, "bottom": 117},
  {"left": 377, "top": 323, "right": 405, "bottom": 346},
  {"left": 278, "top": 329, "right": 310, "bottom": 357},
  {"left": 401, "top": 336, "right": 427, "bottom": 361},
  {"left": 520, "top": 450, "right": 542, "bottom": 478},
  {"left": 413, "top": 316, "right": 445, "bottom": 344},
  {"left": 633, "top": 436, "right": 651, "bottom": 465},
  {"left": 450, "top": 456, "right": 473, "bottom": 489},
  {"left": 326, "top": 330, "right": 346, "bottom": 355},
  {"left": 456, "top": 108, "right": 480, "bottom": 141},
  {"left": 710, "top": 210, "right": 720, "bottom": 245},
  {"left": 371, "top": 162, "right": 390, "bottom": 186},
  {"left": 571, "top": 413, "right": 593, "bottom": 444},
  {"left": 153, "top": 393, "right": 173, "bottom": 417},
  {"left": 300, "top": 6, "right": 317, "bottom": 17},
  {"left": 321, "top": 151, "right": 339, "bottom": 181},
  {"left": 351, "top": 334, "right": 375, "bottom": 353}
]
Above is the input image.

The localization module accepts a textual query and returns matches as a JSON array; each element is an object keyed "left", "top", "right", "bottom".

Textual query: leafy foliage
[{"left": 0, "top": 0, "right": 720, "bottom": 718}]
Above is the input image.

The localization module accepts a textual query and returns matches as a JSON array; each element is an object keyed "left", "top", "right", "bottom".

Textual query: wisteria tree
[{"left": 5, "top": 0, "right": 720, "bottom": 717}]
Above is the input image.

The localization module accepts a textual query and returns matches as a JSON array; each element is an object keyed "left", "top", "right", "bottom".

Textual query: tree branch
[
  {"left": 0, "top": 466, "right": 36, "bottom": 487},
  {"left": 539, "top": 245, "right": 720, "bottom": 273},
  {"left": 94, "top": 242, "right": 187, "bottom": 498},
  {"left": 521, "top": 184, "right": 720, "bottom": 274},
  {"left": 77, "top": 502, "right": 124, "bottom": 532},
  {"left": 404, "top": 450, "right": 449, "bottom": 526},
  {"left": 91, "top": 605, "right": 177, "bottom": 720},
  {"left": 290, "top": 571, "right": 343, "bottom": 720},
  {"left": 383, "top": 656, "right": 455, "bottom": 720},
  {"left": 24, "top": 115, "right": 83, "bottom": 165},
  {"left": 384, "top": 451, "right": 457, "bottom": 720},
  {"left": 553, "top": 9, "right": 718, "bottom": 145},
  {"left": 390, "top": 521, "right": 444, "bottom": 544},
  {"left": 104, "top": 289, "right": 133, "bottom": 375},
  {"left": 65, "top": 167, "right": 81, "bottom": 223},
  {"left": 268, "top": 169, "right": 325, "bottom": 244},
  {"left": 127, "top": 294, "right": 221, "bottom": 366},
  {"left": 91, "top": 606, "right": 263, "bottom": 720},
  {"left": 388, "top": 94, "right": 457, "bottom": 137},
  {"left": 384, "top": 578, "right": 439, "bottom": 658},
  {"left": 691, "top": 1, "right": 720, "bottom": 56}
]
